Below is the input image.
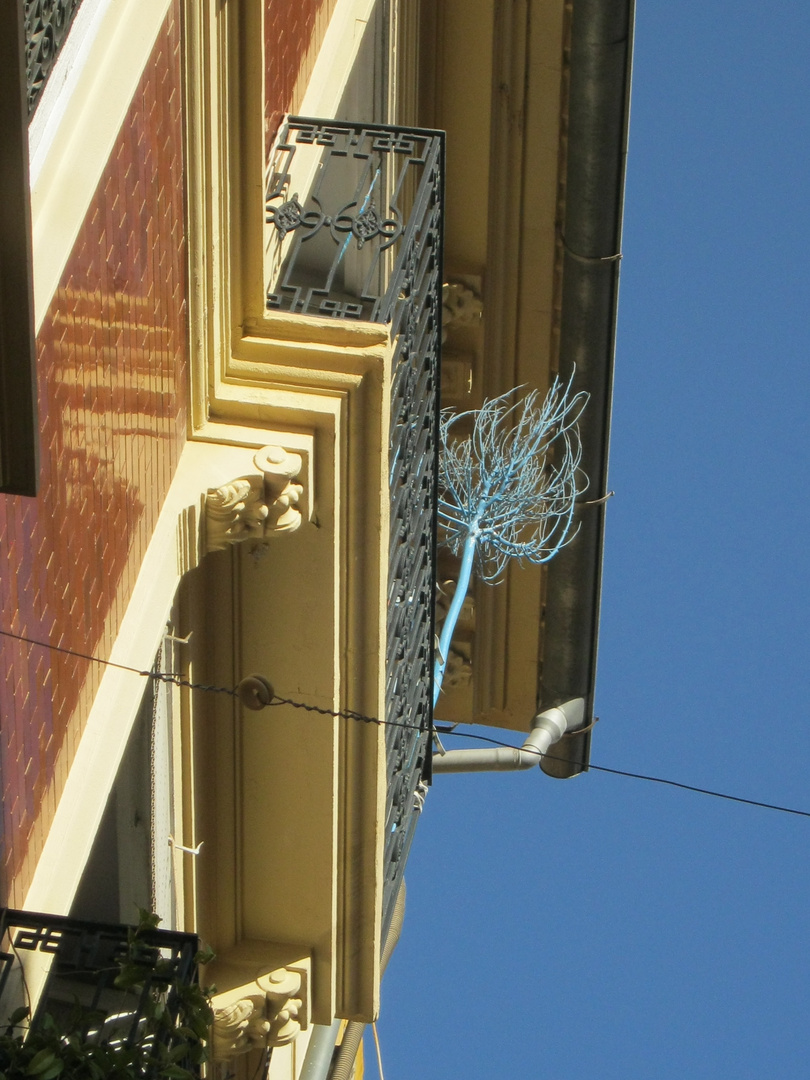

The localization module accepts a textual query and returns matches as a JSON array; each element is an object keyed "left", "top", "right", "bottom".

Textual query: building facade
[{"left": 0, "top": 1, "right": 632, "bottom": 1077}]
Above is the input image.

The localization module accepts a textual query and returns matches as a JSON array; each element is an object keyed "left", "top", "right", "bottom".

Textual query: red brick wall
[
  {"left": 0, "top": 1, "right": 188, "bottom": 905},
  {"left": 265, "top": 0, "right": 334, "bottom": 156}
]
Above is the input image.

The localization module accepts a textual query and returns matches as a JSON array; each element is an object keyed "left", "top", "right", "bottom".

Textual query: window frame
[{"left": 0, "top": 0, "right": 39, "bottom": 496}]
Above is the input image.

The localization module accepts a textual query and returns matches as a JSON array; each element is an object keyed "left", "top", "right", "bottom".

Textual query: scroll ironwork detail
[
  {"left": 0, "top": 908, "right": 200, "bottom": 1050},
  {"left": 265, "top": 119, "right": 437, "bottom": 323},
  {"left": 24, "top": 0, "right": 84, "bottom": 116}
]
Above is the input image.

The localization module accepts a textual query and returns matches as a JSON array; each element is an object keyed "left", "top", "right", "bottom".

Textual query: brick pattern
[
  {"left": 265, "top": 0, "right": 335, "bottom": 157},
  {"left": 0, "top": 2, "right": 187, "bottom": 905}
]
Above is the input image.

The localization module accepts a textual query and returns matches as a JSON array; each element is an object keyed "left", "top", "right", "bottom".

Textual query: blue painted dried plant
[{"left": 434, "top": 375, "right": 588, "bottom": 706}]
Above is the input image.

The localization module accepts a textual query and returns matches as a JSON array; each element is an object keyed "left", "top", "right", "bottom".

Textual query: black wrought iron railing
[
  {"left": 0, "top": 909, "right": 199, "bottom": 1051},
  {"left": 266, "top": 119, "right": 442, "bottom": 934},
  {"left": 23, "top": 0, "right": 84, "bottom": 116},
  {"left": 380, "top": 127, "right": 442, "bottom": 938}
]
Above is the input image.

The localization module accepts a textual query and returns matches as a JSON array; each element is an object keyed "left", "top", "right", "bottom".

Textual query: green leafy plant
[{"left": 0, "top": 911, "right": 214, "bottom": 1080}]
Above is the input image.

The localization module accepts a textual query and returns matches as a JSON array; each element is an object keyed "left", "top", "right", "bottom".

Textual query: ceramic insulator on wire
[{"left": 236, "top": 675, "right": 274, "bottom": 710}]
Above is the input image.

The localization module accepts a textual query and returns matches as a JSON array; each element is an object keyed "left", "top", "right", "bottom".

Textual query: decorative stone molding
[
  {"left": 440, "top": 350, "right": 474, "bottom": 402},
  {"left": 436, "top": 579, "right": 475, "bottom": 689},
  {"left": 444, "top": 647, "right": 472, "bottom": 690},
  {"left": 211, "top": 963, "right": 309, "bottom": 1061},
  {"left": 437, "top": 580, "right": 475, "bottom": 627},
  {"left": 205, "top": 446, "right": 304, "bottom": 553},
  {"left": 442, "top": 281, "right": 483, "bottom": 339}
]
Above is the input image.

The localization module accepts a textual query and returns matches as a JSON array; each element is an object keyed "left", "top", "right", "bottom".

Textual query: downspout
[
  {"left": 300, "top": 1021, "right": 344, "bottom": 1080},
  {"left": 431, "top": 698, "right": 585, "bottom": 774}
]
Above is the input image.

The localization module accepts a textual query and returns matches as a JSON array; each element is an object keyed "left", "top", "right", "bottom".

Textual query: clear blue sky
[{"left": 375, "top": 4, "right": 810, "bottom": 1077}]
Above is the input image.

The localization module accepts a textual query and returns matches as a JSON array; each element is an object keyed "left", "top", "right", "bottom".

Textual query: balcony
[
  {"left": 265, "top": 118, "right": 442, "bottom": 935},
  {"left": 0, "top": 908, "right": 204, "bottom": 1070}
]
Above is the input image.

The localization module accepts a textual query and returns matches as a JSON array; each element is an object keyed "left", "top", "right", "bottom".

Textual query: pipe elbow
[{"left": 431, "top": 698, "right": 587, "bottom": 775}]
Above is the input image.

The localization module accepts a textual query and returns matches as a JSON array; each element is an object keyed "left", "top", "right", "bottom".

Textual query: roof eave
[{"left": 539, "top": 0, "right": 636, "bottom": 773}]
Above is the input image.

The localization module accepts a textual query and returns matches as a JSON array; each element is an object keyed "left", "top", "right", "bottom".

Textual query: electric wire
[
  {"left": 1, "top": 625, "right": 809, "bottom": 820},
  {"left": 270, "top": 694, "right": 381, "bottom": 726},
  {"left": 433, "top": 726, "right": 810, "bottom": 819},
  {"left": 0, "top": 628, "right": 240, "bottom": 698}
]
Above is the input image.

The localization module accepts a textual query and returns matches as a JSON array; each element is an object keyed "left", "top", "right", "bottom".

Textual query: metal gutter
[{"left": 538, "top": 0, "right": 635, "bottom": 772}]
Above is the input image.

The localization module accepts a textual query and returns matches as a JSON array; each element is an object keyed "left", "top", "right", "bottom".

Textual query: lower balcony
[{"left": 0, "top": 908, "right": 205, "bottom": 1076}]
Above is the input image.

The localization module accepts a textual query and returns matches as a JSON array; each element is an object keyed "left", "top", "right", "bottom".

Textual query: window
[
  {"left": 71, "top": 644, "right": 181, "bottom": 928},
  {"left": 0, "top": 1, "right": 38, "bottom": 495}
]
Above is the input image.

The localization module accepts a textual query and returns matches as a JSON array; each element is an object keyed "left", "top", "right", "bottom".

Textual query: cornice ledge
[
  {"left": 244, "top": 310, "right": 390, "bottom": 349},
  {"left": 228, "top": 328, "right": 391, "bottom": 390}
]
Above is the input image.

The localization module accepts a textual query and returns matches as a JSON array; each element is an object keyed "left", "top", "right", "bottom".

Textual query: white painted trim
[
  {"left": 29, "top": 0, "right": 172, "bottom": 331},
  {"left": 28, "top": 0, "right": 112, "bottom": 175},
  {"left": 297, "top": 0, "right": 377, "bottom": 119}
]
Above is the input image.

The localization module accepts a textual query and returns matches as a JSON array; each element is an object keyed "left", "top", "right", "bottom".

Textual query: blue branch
[{"left": 433, "top": 529, "right": 477, "bottom": 707}]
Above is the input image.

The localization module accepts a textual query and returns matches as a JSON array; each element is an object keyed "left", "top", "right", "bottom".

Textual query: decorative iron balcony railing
[
  {"left": 267, "top": 119, "right": 442, "bottom": 935},
  {"left": 23, "top": 0, "right": 84, "bottom": 115},
  {"left": 0, "top": 909, "right": 200, "bottom": 1055}
]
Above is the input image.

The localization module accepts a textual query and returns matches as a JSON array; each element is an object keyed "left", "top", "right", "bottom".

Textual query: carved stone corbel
[
  {"left": 205, "top": 445, "right": 304, "bottom": 553},
  {"left": 211, "top": 964, "right": 309, "bottom": 1061},
  {"left": 442, "top": 280, "right": 483, "bottom": 339},
  {"left": 444, "top": 647, "right": 472, "bottom": 690}
]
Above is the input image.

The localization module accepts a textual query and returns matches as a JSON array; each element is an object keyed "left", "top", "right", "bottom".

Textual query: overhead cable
[{"left": 1, "top": 626, "right": 808, "bottom": 820}]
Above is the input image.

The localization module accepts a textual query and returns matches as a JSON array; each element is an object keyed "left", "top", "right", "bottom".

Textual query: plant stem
[{"left": 433, "top": 529, "right": 478, "bottom": 707}]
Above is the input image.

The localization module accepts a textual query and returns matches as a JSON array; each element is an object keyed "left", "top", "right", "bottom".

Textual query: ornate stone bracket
[
  {"left": 210, "top": 961, "right": 310, "bottom": 1062},
  {"left": 442, "top": 280, "right": 483, "bottom": 339},
  {"left": 205, "top": 446, "right": 304, "bottom": 553}
]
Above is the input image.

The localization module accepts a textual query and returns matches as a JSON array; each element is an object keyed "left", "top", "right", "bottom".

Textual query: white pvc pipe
[{"left": 431, "top": 698, "right": 586, "bottom": 773}]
